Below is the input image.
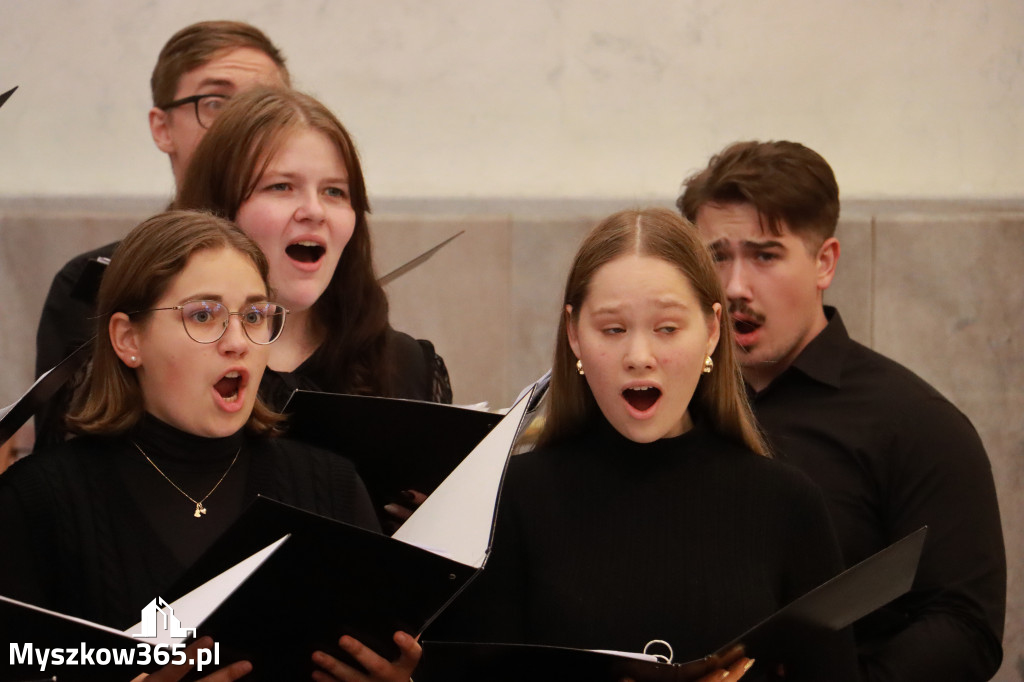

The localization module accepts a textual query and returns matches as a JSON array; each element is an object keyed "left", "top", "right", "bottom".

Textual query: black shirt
[
  {"left": 430, "top": 416, "right": 859, "bottom": 682},
  {"left": 34, "top": 241, "right": 119, "bottom": 450},
  {"left": 750, "top": 308, "right": 1006, "bottom": 682},
  {"left": 0, "top": 414, "right": 379, "bottom": 629}
]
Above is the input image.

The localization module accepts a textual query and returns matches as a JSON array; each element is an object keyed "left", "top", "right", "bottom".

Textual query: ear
[
  {"left": 149, "top": 107, "right": 175, "bottom": 154},
  {"left": 565, "top": 304, "right": 582, "bottom": 360},
  {"left": 815, "top": 237, "right": 840, "bottom": 292},
  {"left": 109, "top": 312, "right": 142, "bottom": 367},
  {"left": 706, "top": 302, "right": 722, "bottom": 357}
]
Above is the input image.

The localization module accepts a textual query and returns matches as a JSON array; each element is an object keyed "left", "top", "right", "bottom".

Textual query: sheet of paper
[
  {"left": 124, "top": 536, "right": 289, "bottom": 645},
  {"left": 1, "top": 592, "right": 135, "bottom": 640},
  {"left": 392, "top": 389, "right": 533, "bottom": 567}
]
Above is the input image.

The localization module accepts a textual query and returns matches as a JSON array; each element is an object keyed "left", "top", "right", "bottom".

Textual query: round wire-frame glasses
[
  {"left": 158, "top": 93, "right": 230, "bottom": 129},
  {"left": 129, "top": 300, "right": 288, "bottom": 345}
]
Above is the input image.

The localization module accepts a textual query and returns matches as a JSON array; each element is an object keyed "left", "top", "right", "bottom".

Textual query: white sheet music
[{"left": 391, "top": 389, "right": 533, "bottom": 568}]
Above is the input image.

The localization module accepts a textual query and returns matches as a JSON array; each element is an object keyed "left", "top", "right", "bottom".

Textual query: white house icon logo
[{"left": 131, "top": 597, "right": 197, "bottom": 639}]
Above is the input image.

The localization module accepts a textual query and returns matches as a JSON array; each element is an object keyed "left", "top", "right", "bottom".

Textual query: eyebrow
[
  {"left": 178, "top": 293, "right": 269, "bottom": 305},
  {"left": 192, "top": 78, "right": 237, "bottom": 92},
  {"left": 709, "top": 238, "right": 786, "bottom": 250},
  {"left": 261, "top": 170, "right": 349, "bottom": 184},
  {"left": 590, "top": 298, "right": 690, "bottom": 316}
]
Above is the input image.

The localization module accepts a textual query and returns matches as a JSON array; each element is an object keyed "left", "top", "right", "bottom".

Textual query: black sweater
[
  {"left": 0, "top": 414, "right": 378, "bottom": 630},
  {"left": 430, "top": 417, "right": 860, "bottom": 681}
]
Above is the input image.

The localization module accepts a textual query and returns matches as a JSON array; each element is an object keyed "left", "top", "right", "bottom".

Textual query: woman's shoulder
[{"left": 385, "top": 327, "right": 452, "bottom": 403}]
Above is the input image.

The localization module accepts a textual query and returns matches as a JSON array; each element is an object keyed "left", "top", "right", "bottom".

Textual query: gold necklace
[{"left": 131, "top": 441, "right": 240, "bottom": 519}]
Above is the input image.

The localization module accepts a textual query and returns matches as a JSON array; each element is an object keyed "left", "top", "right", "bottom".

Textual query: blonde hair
[{"left": 538, "top": 207, "right": 768, "bottom": 456}]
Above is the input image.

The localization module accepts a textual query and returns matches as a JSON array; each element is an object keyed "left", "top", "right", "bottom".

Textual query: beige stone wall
[{"left": 1, "top": 197, "right": 1022, "bottom": 679}]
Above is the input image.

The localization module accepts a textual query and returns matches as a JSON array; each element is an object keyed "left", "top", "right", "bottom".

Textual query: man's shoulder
[
  {"left": 840, "top": 336, "right": 958, "bottom": 408},
  {"left": 58, "top": 241, "right": 119, "bottom": 272}
]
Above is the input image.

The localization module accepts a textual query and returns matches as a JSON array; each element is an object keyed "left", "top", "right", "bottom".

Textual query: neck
[
  {"left": 742, "top": 304, "right": 829, "bottom": 393},
  {"left": 267, "top": 307, "right": 321, "bottom": 372}
]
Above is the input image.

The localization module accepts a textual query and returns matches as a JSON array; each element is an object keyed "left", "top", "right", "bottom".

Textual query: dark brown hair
[
  {"left": 151, "top": 20, "right": 290, "bottom": 106},
  {"left": 175, "top": 86, "right": 392, "bottom": 396},
  {"left": 677, "top": 140, "right": 840, "bottom": 246},
  {"left": 539, "top": 207, "right": 767, "bottom": 456},
  {"left": 66, "top": 210, "right": 282, "bottom": 435}
]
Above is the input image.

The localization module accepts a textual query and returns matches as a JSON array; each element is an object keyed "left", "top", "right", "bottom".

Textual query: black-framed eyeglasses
[
  {"left": 129, "top": 300, "right": 288, "bottom": 345},
  {"left": 158, "top": 93, "right": 230, "bottom": 129}
]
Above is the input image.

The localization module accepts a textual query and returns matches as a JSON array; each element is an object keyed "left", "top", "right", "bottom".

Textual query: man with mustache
[{"left": 678, "top": 140, "right": 1005, "bottom": 682}]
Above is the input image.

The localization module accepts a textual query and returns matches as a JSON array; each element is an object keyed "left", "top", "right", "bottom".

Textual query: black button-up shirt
[{"left": 750, "top": 307, "right": 1006, "bottom": 682}]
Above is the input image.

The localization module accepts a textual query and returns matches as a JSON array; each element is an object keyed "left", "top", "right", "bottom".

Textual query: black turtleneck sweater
[
  {"left": 428, "top": 418, "right": 859, "bottom": 681},
  {"left": 0, "top": 414, "right": 379, "bottom": 630}
]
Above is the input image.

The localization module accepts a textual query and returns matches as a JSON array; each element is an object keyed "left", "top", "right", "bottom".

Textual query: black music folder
[
  {"left": 0, "top": 340, "right": 92, "bottom": 447},
  {"left": 282, "top": 390, "right": 501, "bottom": 510},
  {"left": 2, "top": 389, "right": 533, "bottom": 681},
  {"left": 0, "top": 86, "right": 16, "bottom": 110},
  {"left": 417, "top": 526, "right": 928, "bottom": 682}
]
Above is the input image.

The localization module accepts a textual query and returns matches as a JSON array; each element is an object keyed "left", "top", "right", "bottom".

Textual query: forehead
[
  {"left": 161, "top": 247, "right": 266, "bottom": 301},
  {"left": 265, "top": 128, "right": 347, "bottom": 171},
  {"left": 174, "top": 46, "right": 286, "bottom": 97},
  {"left": 585, "top": 254, "right": 699, "bottom": 308},
  {"left": 694, "top": 202, "right": 806, "bottom": 248}
]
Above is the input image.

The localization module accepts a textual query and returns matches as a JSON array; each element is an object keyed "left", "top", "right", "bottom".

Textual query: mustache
[{"left": 727, "top": 301, "right": 765, "bottom": 326}]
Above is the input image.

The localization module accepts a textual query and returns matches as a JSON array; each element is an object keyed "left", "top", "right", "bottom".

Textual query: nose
[
  {"left": 294, "top": 189, "right": 326, "bottom": 223},
  {"left": 721, "top": 260, "right": 752, "bottom": 302},
  {"left": 217, "top": 314, "right": 250, "bottom": 355},
  {"left": 624, "top": 331, "right": 656, "bottom": 371}
]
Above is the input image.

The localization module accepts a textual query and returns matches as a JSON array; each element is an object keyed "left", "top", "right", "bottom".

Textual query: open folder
[
  {"left": 417, "top": 526, "right": 928, "bottom": 682},
  {"left": 282, "top": 390, "right": 502, "bottom": 513},
  {"left": 0, "top": 339, "right": 92, "bottom": 447},
  {"left": 1, "top": 389, "right": 533, "bottom": 681}
]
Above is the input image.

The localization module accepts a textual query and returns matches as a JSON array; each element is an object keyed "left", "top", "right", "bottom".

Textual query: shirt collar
[{"left": 782, "top": 306, "right": 850, "bottom": 389}]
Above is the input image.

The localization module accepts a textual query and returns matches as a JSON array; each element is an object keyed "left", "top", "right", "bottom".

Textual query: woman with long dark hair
[{"left": 176, "top": 86, "right": 451, "bottom": 409}]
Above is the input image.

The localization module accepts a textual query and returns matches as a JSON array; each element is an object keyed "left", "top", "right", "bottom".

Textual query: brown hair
[
  {"left": 677, "top": 140, "right": 840, "bottom": 247},
  {"left": 66, "top": 210, "right": 282, "bottom": 435},
  {"left": 175, "top": 86, "right": 392, "bottom": 396},
  {"left": 539, "top": 207, "right": 767, "bottom": 456},
  {"left": 151, "top": 20, "right": 290, "bottom": 106}
]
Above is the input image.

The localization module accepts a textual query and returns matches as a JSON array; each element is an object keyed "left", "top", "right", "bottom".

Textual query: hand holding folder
[
  {"left": 417, "top": 526, "right": 928, "bottom": 682},
  {"left": 2, "top": 389, "right": 534, "bottom": 681}
]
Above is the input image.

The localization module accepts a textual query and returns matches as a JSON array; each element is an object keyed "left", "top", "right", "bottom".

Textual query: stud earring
[
  {"left": 702, "top": 355, "right": 714, "bottom": 374},
  {"left": 576, "top": 359, "right": 585, "bottom": 376},
  {"left": 130, "top": 356, "right": 137, "bottom": 363}
]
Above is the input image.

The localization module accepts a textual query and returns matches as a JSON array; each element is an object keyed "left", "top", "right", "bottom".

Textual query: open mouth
[
  {"left": 622, "top": 386, "right": 661, "bottom": 412},
  {"left": 733, "top": 318, "right": 761, "bottom": 335},
  {"left": 214, "top": 371, "right": 242, "bottom": 403},
  {"left": 285, "top": 241, "right": 326, "bottom": 264}
]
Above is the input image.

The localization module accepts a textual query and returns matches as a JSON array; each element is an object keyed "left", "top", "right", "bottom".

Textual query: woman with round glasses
[
  {"left": 0, "top": 211, "right": 420, "bottom": 681},
  {"left": 175, "top": 86, "right": 452, "bottom": 411}
]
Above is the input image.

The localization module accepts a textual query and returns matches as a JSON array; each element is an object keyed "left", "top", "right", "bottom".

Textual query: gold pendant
[{"left": 194, "top": 503, "right": 207, "bottom": 518}]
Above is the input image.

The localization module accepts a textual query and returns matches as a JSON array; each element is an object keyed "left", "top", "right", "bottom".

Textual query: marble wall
[{"left": 1, "top": 197, "right": 1021, "bottom": 680}]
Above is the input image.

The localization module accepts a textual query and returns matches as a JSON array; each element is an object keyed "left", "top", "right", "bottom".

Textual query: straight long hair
[
  {"left": 175, "top": 86, "right": 392, "bottom": 396},
  {"left": 66, "top": 210, "right": 282, "bottom": 435},
  {"left": 538, "top": 207, "right": 768, "bottom": 456}
]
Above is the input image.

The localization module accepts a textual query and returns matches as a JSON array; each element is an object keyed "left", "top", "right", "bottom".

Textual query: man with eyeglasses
[{"left": 34, "top": 21, "right": 290, "bottom": 448}]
